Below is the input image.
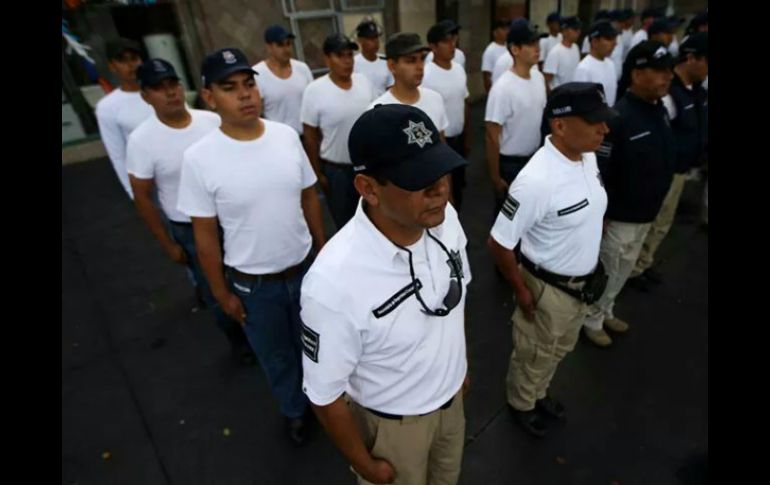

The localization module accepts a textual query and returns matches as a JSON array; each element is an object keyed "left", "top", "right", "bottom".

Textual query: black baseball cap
[
  {"left": 594, "top": 9, "right": 611, "bottom": 21},
  {"left": 137, "top": 58, "right": 179, "bottom": 88},
  {"left": 323, "top": 33, "right": 359, "bottom": 55},
  {"left": 624, "top": 40, "right": 674, "bottom": 71},
  {"left": 617, "top": 9, "right": 635, "bottom": 21},
  {"left": 349, "top": 104, "right": 468, "bottom": 191},
  {"left": 427, "top": 21, "right": 457, "bottom": 44},
  {"left": 687, "top": 11, "right": 708, "bottom": 34},
  {"left": 264, "top": 25, "right": 295, "bottom": 44},
  {"left": 436, "top": 19, "right": 461, "bottom": 35},
  {"left": 106, "top": 38, "right": 142, "bottom": 61},
  {"left": 588, "top": 19, "right": 619, "bottom": 39},
  {"left": 679, "top": 32, "right": 708, "bottom": 59},
  {"left": 545, "top": 82, "right": 619, "bottom": 123},
  {"left": 356, "top": 19, "right": 381, "bottom": 38},
  {"left": 385, "top": 32, "right": 430, "bottom": 59},
  {"left": 641, "top": 7, "right": 665, "bottom": 20},
  {"left": 648, "top": 18, "right": 675, "bottom": 36},
  {"left": 546, "top": 12, "right": 561, "bottom": 24},
  {"left": 507, "top": 18, "right": 540, "bottom": 46},
  {"left": 494, "top": 18, "right": 511, "bottom": 29},
  {"left": 201, "top": 47, "right": 257, "bottom": 87},
  {"left": 561, "top": 16, "right": 583, "bottom": 30}
]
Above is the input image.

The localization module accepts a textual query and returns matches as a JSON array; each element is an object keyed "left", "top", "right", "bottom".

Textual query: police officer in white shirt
[
  {"left": 126, "top": 59, "right": 254, "bottom": 365},
  {"left": 353, "top": 19, "right": 393, "bottom": 97},
  {"left": 301, "top": 104, "right": 470, "bottom": 485},
  {"left": 177, "top": 47, "right": 327, "bottom": 446},
  {"left": 253, "top": 25, "right": 313, "bottom": 136},
  {"left": 424, "top": 21, "right": 471, "bottom": 210},
  {"left": 544, "top": 16, "right": 582, "bottom": 91},
  {"left": 539, "top": 12, "right": 562, "bottom": 70},
  {"left": 488, "top": 82, "right": 615, "bottom": 438},
  {"left": 486, "top": 19, "right": 547, "bottom": 213},
  {"left": 302, "top": 34, "right": 375, "bottom": 230},
  {"left": 573, "top": 20, "right": 619, "bottom": 106},
  {"left": 95, "top": 38, "right": 152, "bottom": 198},
  {"left": 425, "top": 19, "right": 466, "bottom": 68},
  {"left": 482, "top": 18, "right": 511, "bottom": 92}
]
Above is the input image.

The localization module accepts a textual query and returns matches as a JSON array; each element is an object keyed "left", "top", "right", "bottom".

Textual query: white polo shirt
[
  {"left": 301, "top": 201, "right": 471, "bottom": 415},
  {"left": 426, "top": 48, "right": 466, "bottom": 68},
  {"left": 540, "top": 33, "right": 563, "bottom": 63},
  {"left": 177, "top": 119, "right": 317, "bottom": 274},
  {"left": 485, "top": 69, "right": 547, "bottom": 157},
  {"left": 126, "top": 109, "right": 221, "bottom": 223},
  {"left": 369, "top": 87, "right": 450, "bottom": 134},
  {"left": 422, "top": 61, "right": 469, "bottom": 138},
  {"left": 300, "top": 73, "right": 375, "bottom": 164},
  {"left": 353, "top": 53, "right": 393, "bottom": 97},
  {"left": 95, "top": 89, "right": 153, "bottom": 198},
  {"left": 482, "top": 41, "right": 509, "bottom": 73},
  {"left": 543, "top": 42, "right": 581, "bottom": 89},
  {"left": 572, "top": 54, "right": 618, "bottom": 106},
  {"left": 490, "top": 136, "right": 607, "bottom": 276},
  {"left": 254, "top": 59, "right": 314, "bottom": 134}
]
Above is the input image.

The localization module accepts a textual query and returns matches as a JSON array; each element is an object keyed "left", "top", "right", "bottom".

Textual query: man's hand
[
  {"left": 164, "top": 243, "right": 188, "bottom": 266},
  {"left": 355, "top": 456, "right": 396, "bottom": 484},
  {"left": 515, "top": 285, "right": 536, "bottom": 322},
  {"left": 493, "top": 177, "right": 509, "bottom": 196},
  {"left": 219, "top": 291, "right": 246, "bottom": 326},
  {"left": 462, "top": 374, "right": 471, "bottom": 396}
]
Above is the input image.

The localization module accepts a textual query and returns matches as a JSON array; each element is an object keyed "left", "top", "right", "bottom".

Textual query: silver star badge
[{"left": 403, "top": 120, "right": 434, "bottom": 149}]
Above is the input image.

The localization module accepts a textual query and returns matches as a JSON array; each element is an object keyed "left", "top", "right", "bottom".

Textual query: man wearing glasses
[
  {"left": 300, "top": 104, "right": 471, "bottom": 485},
  {"left": 488, "top": 83, "right": 615, "bottom": 438}
]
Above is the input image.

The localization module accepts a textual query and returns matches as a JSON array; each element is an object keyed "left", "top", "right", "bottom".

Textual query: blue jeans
[
  {"left": 226, "top": 261, "right": 310, "bottom": 418},
  {"left": 322, "top": 161, "right": 359, "bottom": 230},
  {"left": 168, "top": 222, "right": 248, "bottom": 349}
]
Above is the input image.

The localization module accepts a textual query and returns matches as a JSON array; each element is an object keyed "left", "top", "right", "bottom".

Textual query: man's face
[
  {"left": 430, "top": 36, "right": 456, "bottom": 63},
  {"left": 686, "top": 55, "right": 709, "bottom": 83},
  {"left": 494, "top": 25, "right": 510, "bottom": 43},
  {"left": 325, "top": 49, "right": 355, "bottom": 78},
  {"left": 593, "top": 35, "right": 618, "bottom": 58},
  {"left": 142, "top": 78, "right": 185, "bottom": 118},
  {"left": 633, "top": 66, "right": 674, "bottom": 100},
  {"left": 548, "top": 21, "right": 560, "bottom": 35},
  {"left": 266, "top": 39, "right": 293, "bottom": 64},
  {"left": 358, "top": 36, "right": 380, "bottom": 57},
  {"left": 552, "top": 116, "right": 610, "bottom": 153},
  {"left": 109, "top": 51, "right": 142, "bottom": 84},
  {"left": 512, "top": 40, "right": 540, "bottom": 67},
  {"left": 360, "top": 174, "right": 451, "bottom": 230},
  {"left": 388, "top": 51, "right": 427, "bottom": 88},
  {"left": 563, "top": 27, "right": 581, "bottom": 43},
  {"left": 651, "top": 32, "right": 674, "bottom": 47},
  {"left": 202, "top": 71, "right": 261, "bottom": 125}
]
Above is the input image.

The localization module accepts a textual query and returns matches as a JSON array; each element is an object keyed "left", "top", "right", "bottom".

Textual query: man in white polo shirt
[
  {"left": 425, "top": 19, "right": 466, "bottom": 68},
  {"left": 424, "top": 21, "right": 471, "bottom": 210},
  {"left": 485, "top": 19, "right": 547, "bottom": 213},
  {"left": 177, "top": 47, "right": 327, "bottom": 447},
  {"left": 302, "top": 34, "right": 375, "bottom": 230},
  {"left": 302, "top": 104, "right": 470, "bottom": 485},
  {"left": 253, "top": 25, "right": 313, "bottom": 136},
  {"left": 488, "top": 82, "right": 615, "bottom": 438},
  {"left": 126, "top": 58, "right": 253, "bottom": 365},
  {"left": 353, "top": 19, "right": 393, "bottom": 97},
  {"left": 539, "top": 12, "right": 562, "bottom": 70},
  {"left": 572, "top": 20, "right": 619, "bottom": 106},
  {"left": 543, "top": 16, "right": 582, "bottom": 91},
  {"left": 482, "top": 18, "right": 511, "bottom": 92}
]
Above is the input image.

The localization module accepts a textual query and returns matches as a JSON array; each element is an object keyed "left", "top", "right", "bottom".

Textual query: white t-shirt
[
  {"left": 482, "top": 41, "right": 509, "bottom": 73},
  {"left": 300, "top": 73, "right": 375, "bottom": 164},
  {"left": 621, "top": 28, "right": 634, "bottom": 59},
  {"left": 540, "top": 33, "right": 563, "bottom": 62},
  {"left": 543, "top": 42, "right": 581, "bottom": 89},
  {"left": 422, "top": 61, "right": 469, "bottom": 138},
  {"left": 95, "top": 89, "right": 153, "bottom": 198},
  {"left": 668, "top": 35, "right": 679, "bottom": 57},
  {"left": 572, "top": 54, "right": 618, "bottom": 106},
  {"left": 490, "top": 136, "right": 607, "bottom": 276},
  {"left": 631, "top": 29, "right": 648, "bottom": 49},
  {"left": 353, "top": 53, "right": 393, "bottom": 97},
  {"left": 426, "top": 48, "right": 466, "bottom": 68},
  {"left": 491, "top": 54, "right": 540, "bottom": 85},
  {"left": 368, "top": 87, "right": 450, "bottom": 134},
  {"left": 485, "top": 69, "right": 547, "bottom": 157},
  {"left": 301, "top": 200, "right": 470, "bottom": 414},
  {"left": 254, "top": 59, "right": 313, "bottom": 134},
  {"left": 581, "top": 36, "right": 591, "bottom": 55},
  {"left": 126, "top": 109, "right": 221, "bottom": 223},
  {"left": 610, "top": 42, "right": 624, "bottom": 81},
  {"left": 177, "top": 120, "right": 317, "bottom": 274}
]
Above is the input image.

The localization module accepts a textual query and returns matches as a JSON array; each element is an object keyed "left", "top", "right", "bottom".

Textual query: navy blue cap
[
  {"left": 687, "top": 11, "right": 708, "bottom": 33},
  {"left": 588, "top": 19, "right": 619, "bottom": 39},
  {"left": 546, "top": 82, "right": 619, "bottom": 122},
  {"left": 507, "top": 18, "right": 540, "bottom": 45},
  {"left": 617, "top": 9, "right": 635, "bottom": 21},
  {"left": 641, "top": 7, "right": 665, "bottom": 20},
  {"left": 436, "top": 19, "right": 461, "bottom": 34},
  {"left": 106, "top": 38, "right": 142, "bottom": 60},
  {"left": 349, "top": 104, "right": 467, "bottom": 191},
  {"left": 137, "top": 58, "right": 179, "bottom": 88},
  {"left": 356, "top": 19, "right": 382, "bottom": 38},
  {"left": 547, "top": 12, "right": 561, "bottom": 24},
  {"left": 323, "top": 33, "right": 359, "bottom": 54},
  {"left": 493, "top": 18, "right": 511, "bottom": 30},
  {"left": 428, "top": 21, "right": 456, "bottom": 44},
  {"left": 201, "top": 48, "right": 257, "bottom": 87},
  {"left": 649, "top": 18, "right": 675, "bottom": 36},
  {"left": 561, "top": 16, "right": 583, "bottom": 30},
  {"left": 624, "top": 40, "right": 674, "bottom": 71},
  {"left": 679, "top": 32, "right": 708, "bottom": 59},
  {"left": 594, "top": 9, "right": 611, "bottom": 21},
  {"left": 264, "top": 25, "right": 295, "bottom": 44}
]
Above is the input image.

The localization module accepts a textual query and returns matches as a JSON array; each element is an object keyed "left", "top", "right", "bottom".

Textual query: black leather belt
[
  {"left": 366, "top": 397, "right": 454, "bottom": 420},
  {"left": 520, "top": 253, "right": 590, "bottom": 284}
]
